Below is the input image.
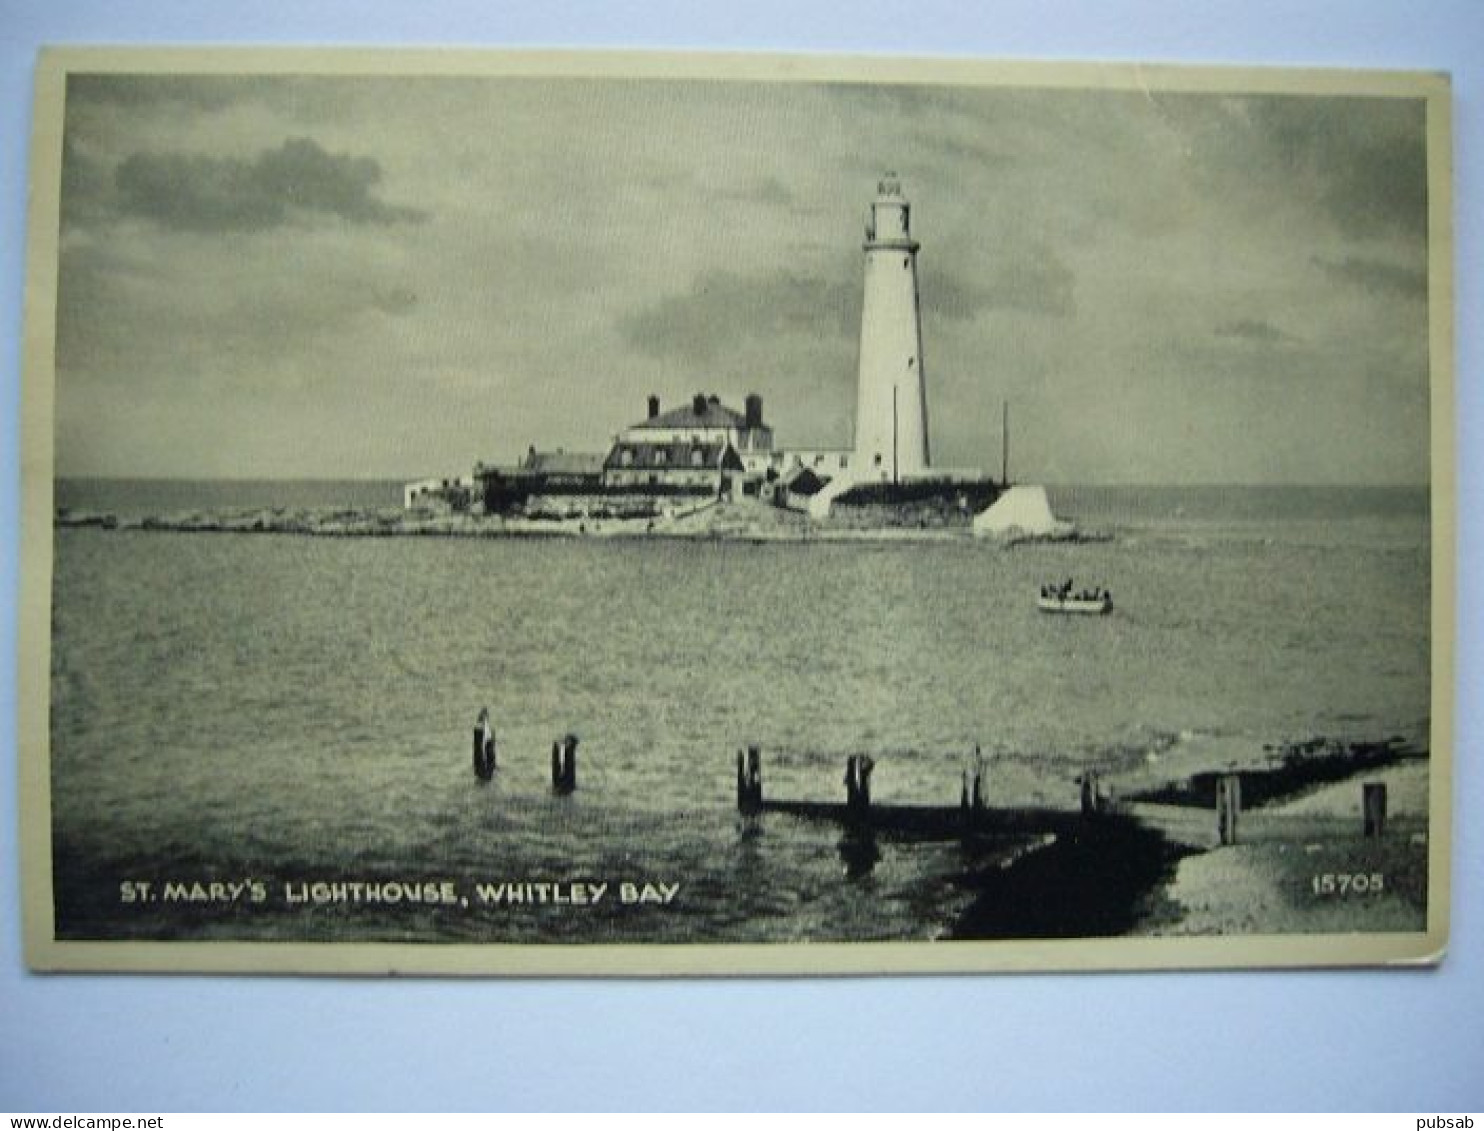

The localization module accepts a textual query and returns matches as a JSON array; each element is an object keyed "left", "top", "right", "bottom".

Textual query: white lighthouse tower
[{"left": 853, "top": 174, "right": 930, "bottom": 482}]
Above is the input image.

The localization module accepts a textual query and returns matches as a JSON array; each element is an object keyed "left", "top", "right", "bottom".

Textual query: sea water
[{"left": 47, "top": 482, "right": 1431, "bottom": 942}]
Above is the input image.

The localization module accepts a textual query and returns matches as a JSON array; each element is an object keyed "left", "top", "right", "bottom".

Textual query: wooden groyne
[
  {"left": 472, "top": 731, "right": 1416, "bottom": 850},
  {"left": 734, "top": 744, "right": 1104, "bottom": 841},
  {"left": 730, "top": 745, "right": 1174, "bottom": 934},
  {"left": 730, "top": 744, "right": 1412, "bottom": 845},
  {"left": 464, "top": 728, "right": 1424, "bottom": 937},
  {"left": 752, "top": 797, "right": 1090, "bottom": 839},
  {"left": 1126, "top": 780, "right": 1419, "bottom": 851},
  {"left": 729, "top": 745, "right": 1203, "bottom": 937},
  {"left": 728, "top": 743, "right": 1424, "bottom": 937}
]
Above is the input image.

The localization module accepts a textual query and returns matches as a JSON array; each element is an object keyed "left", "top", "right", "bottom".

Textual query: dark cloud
[
  {"left": 952, "top": 256, "right": 1074, "bottom": 318},
  {"left": 67, "top": 73, "right": 256, "bottom": 112},
  {"left": 623, "top": 242, "right": 1073, "bottom": 365},
  {"left": 113, "top": 137, "right": 426, "bottom": 232},
  {"left": 620, "top": 269, "right": 858, "bottom": 363},
  {"left": 933, "top": 233, "right": 1075, "bottom": 319},
  {"left": 730, "top": 175, "right": 793, "bottom": 207},
  {"left": 1251, "top": 96, "right": 1428, "bottom": 238},
  {"left": 821, "top": 83, "right": 1013, "bottom": 173},
  {"left": 917, "top": 130, "right": 1012, "bottom": 169},
  {"left": 1314, "top": 254, "right": 1427, "bottom": 299},
  {"left": 1215, "top": 318, "right": 1293, "bottom": 345},
  {"left": 59, "top": 135, "right": 114, "bottom": 227},
  {"left": 56, "top": 232, "right": 423, "bottom": 391},
  {"left": 370, "top": 286, "right": 419, "bottom": 316},
  {"left": 823, "top": 82, "right": 986, "bottom": 121}
]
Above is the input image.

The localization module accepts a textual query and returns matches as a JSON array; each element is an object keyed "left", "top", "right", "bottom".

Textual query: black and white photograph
[{"left": 18, "top": 49, "right": 1452, "bottom": 973}]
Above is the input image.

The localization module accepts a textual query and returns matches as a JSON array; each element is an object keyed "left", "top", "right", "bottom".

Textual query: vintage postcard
[{"left": 17, "top": 48, "right": 1453, "bottom": 974}]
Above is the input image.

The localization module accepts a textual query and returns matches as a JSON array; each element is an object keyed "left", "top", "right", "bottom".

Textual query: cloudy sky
[{"left": 53, "top": 68, "right": 1433, "bottom": 483}]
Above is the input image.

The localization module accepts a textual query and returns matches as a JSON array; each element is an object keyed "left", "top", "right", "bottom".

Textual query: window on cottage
[
  {"left": 620, "top": 449, "right": 634, "bottom": 467},
  {"left": 692, "top": 447, "right": 705, "bottom": 467}
]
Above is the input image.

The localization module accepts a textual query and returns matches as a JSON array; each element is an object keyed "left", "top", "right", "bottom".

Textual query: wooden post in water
[
  {"left": 737, "top": 746, "right": 763, "bottom": 815},
  {"left": 1001, "top": 400, "right": 1009, "bottom": 486},
  {"left": 1363, "top": 782, "right": 1387, "bottom": 838},
  {"left": 1216, "top": 773, "right": 1241, "bottom": 845},
  {"left": 845, "top": 755, "right": 874, "bottom": 817},
  {"left": 474, "top": 728, "right": 497, "bottom": 780},
  {"left": 1080, "top": 770, "right": 1101, "bottom": 817},
  {"left": 564, "top": 734, "right": 578, "bottom": 792},
  {"left": 473, "top": 709, "right": 496, "bottom": 780},
  {"left": 552, "top": 734, "right": 578, "bottom": 794}
]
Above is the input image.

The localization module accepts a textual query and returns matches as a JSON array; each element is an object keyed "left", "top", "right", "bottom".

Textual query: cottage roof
[
  {"left": 633, "top": 400, "right": 750, "bottom": 431},
  {"left": 604, "top": 439, "right": 745, "bottom": 472},
  {"left": 782, "top": 466, "right": 827, "bottom": 495},
  {"left": 520, "top": 450, "right": 605, "bottom": 476}
]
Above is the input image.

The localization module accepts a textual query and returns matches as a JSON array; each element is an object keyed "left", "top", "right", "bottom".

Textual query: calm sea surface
[{"left": 49, "top": 481, "right": 1431, "bottom": 942}]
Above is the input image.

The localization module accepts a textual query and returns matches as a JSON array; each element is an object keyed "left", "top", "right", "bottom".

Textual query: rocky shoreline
[{"left": 56, "top": 501, "right": 1106, "bottom": 544}]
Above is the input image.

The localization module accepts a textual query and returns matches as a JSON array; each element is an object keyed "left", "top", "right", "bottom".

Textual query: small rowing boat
[{"left": 1037, "top": 588, "right": 1113, "bottom": 615}]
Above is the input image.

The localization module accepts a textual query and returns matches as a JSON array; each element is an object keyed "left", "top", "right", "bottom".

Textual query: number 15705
[{"left": 1311, "top": 872, "right": 1384, "bottom": 896}]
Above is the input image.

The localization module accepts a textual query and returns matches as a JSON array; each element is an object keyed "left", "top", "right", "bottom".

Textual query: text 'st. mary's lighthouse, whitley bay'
[{"left": 854, "top": 174, "right": 931, "bottom": 482}]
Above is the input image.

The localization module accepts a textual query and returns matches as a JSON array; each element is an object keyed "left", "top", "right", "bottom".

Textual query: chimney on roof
[
  {"left": 693, "top": 393, "right": 708, "bottom": 416},
  {"left": 647, "top": 394, "right": 660, "bottom": 420},
  {"left": 745, "top": 393, "right": 763, "bottom": 429}
]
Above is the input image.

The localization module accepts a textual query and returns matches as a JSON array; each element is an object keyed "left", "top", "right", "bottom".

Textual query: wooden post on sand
[
  {"left": 1363, "top": 782, "right": 1387, "bottom": 838},
  {"left": 1216, "top": 773, "right": 1241, "bottom": 845}
]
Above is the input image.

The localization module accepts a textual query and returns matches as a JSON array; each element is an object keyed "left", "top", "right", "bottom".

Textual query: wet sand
[
  {"left": 948, "top": 749, "right": 1430, "bottom": 940},
  {"left": 1133, "top": 759, "right": 1429, "bottom": 937}
]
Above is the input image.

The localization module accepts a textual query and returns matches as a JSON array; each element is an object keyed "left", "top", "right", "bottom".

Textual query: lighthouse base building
[{"left": 438, "top": 177, "right": 1005, "bottom": 526}]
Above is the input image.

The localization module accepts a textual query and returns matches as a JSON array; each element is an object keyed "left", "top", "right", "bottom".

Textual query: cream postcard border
[{"left": 17, "top": 47, "right": 1455, "bottom": 975}]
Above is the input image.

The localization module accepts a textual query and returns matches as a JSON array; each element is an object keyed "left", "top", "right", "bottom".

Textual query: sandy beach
[{"left": 1131, "top": 758, "right": 1430, "bottom": 937}]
